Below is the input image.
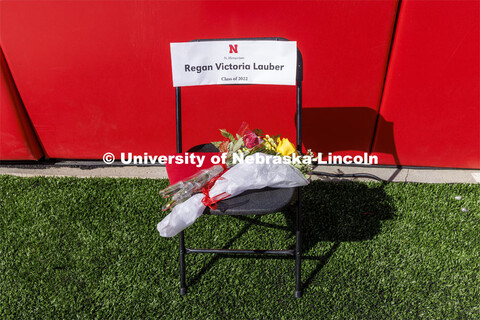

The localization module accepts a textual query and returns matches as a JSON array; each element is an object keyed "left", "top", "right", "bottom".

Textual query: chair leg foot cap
[
  {"left": 180, "top": 288, "right": 187, "bottom": 295},
  {"left": 295, "top": 290, "right": 302, "bottom": 298}
]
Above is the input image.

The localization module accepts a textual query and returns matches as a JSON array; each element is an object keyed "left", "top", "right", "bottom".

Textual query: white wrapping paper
[{"left": 157, "top": 153, "right": 309, "bottom": 237}]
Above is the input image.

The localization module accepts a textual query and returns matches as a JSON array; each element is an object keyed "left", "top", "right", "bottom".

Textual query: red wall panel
[
  {"left": 372, "top": 0, "right": 480, "bottom": 168},
  {"left": 0, "top": 47, "right": 43, "bottom": 160},
  {"left": 0, "top": 1, "right": 398, "bottom": 160}
]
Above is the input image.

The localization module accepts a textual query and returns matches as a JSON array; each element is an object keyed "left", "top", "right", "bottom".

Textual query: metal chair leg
[
  {"left": 295, "top": 189, "right": 302, "bottom": 298},
  {"left": 178, "top": 193, "right": 302, "bottom": 297},
  {"left": 179, "top": 231, "right": 187, "bottom": 295}
]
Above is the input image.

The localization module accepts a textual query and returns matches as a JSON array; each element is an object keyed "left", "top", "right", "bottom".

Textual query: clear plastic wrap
[{"left": 157, "top": 153, "right": 308, "bottom": 237}]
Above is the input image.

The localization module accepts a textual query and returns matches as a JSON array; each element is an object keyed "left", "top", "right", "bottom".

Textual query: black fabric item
[
  {"left": 188, "top": 144, "right": 296, "bottom": 216},
  {"left": 188, "top": 143, "right": 220, "bottom": 153}
]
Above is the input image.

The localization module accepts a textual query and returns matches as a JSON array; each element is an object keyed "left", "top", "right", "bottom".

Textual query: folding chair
[{"left": 174, "top": 37, "right": 304, "bottom": 298}]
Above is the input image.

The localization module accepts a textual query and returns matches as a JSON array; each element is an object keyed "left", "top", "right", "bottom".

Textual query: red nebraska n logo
[{"left": 229, "top": 44, "right": 238, "bottom": 53}]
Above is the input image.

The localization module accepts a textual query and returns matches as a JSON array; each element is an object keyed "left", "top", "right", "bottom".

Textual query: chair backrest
[{"left": 174, "top": 37, "right": 303, "bottom": 153}]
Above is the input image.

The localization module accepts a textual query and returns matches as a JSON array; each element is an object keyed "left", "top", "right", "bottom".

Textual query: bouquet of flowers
[
  {"left": 211, "top": 122, "right": 315, "bottom": 178},
  {"left": 157, "top": 123, "right": 313, "bottom": 237}
]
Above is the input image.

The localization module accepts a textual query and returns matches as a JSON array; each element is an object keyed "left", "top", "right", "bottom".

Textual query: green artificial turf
[{"left": 0, "top": 175, "right": 479, "bottom": 319}]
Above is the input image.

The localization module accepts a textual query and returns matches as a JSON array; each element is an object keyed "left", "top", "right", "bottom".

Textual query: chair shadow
[{"left": 285, "top": 180, "right": 395, "bottom": 291}]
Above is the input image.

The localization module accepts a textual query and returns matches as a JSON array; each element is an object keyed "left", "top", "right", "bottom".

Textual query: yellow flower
[
  {"left": 276, "top": 138, "right": 296, "bottom": 157},
  {"left": 264, "top": 134, "right": 277, "bottom": 151}
]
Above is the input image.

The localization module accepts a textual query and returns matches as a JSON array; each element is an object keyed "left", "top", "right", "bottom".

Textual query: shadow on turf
[
  {"left": 287, "top": 180, "right": 395, "bottom": 290},
  {"left": 187, "top": 180, "right": 395, "bottom": 292}
]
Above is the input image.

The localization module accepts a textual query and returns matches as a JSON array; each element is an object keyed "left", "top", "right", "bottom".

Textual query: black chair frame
[{"left": 174, "top": 37, "right": 304, "bottom": 298}]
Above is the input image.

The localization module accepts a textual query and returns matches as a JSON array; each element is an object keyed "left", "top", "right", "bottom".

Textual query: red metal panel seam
[
  {"left": 369, "top": 0, "right": 402, "bottom": 158},
  {"left": 0, "top": 45, "right": 45, "bottom": 159}
]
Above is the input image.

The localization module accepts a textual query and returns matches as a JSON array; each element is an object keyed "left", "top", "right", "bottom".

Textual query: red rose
[{"left": 244, "top": 130, "right": 262, "bottom": 148}]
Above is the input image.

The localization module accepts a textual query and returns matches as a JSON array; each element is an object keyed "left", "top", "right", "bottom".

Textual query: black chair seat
[{"left": 204, "top": 187, "right": 295, "bottom": 216}]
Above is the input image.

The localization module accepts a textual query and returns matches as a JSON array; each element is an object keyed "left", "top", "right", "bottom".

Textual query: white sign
[{"left": 170, "top": 40, "right": 297, "bottom": 87}]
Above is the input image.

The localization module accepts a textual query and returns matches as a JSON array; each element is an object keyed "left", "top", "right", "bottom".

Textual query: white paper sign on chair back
[{"left": 170, "top": 40, "right": 297, "bottom": 87}]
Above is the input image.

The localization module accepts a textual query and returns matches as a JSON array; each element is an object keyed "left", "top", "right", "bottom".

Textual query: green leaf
[
  {"left": 220, "top": 129, "right": 235, "bottom": 141},
  {"left": 211, "top": 141, "right": 222, "bottom": 148},
  {"left": 231, "top": 137, "right": 244, "bottom": 153}
]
